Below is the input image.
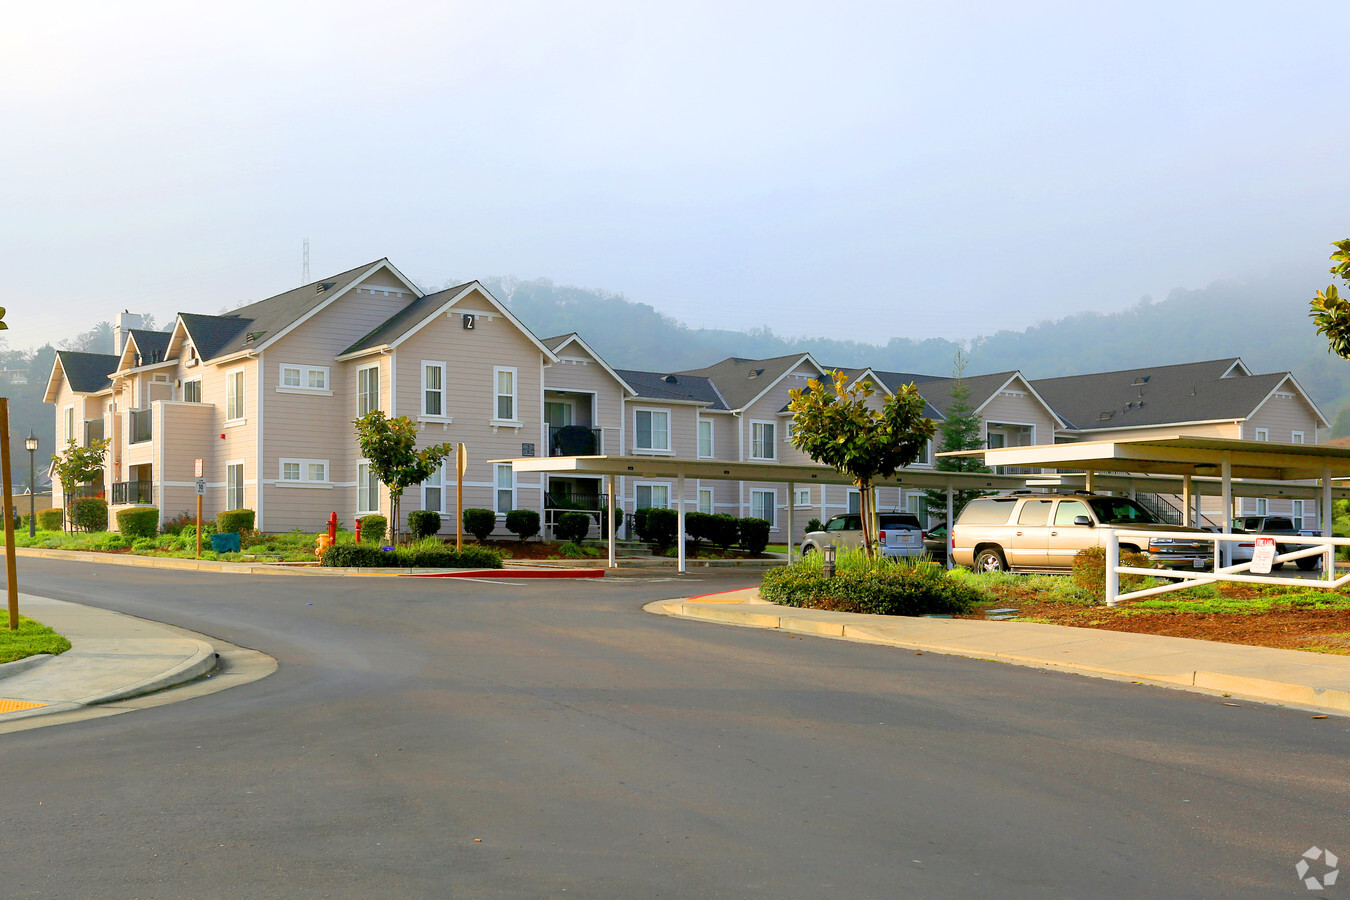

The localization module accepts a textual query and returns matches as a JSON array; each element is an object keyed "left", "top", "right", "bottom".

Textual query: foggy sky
[{"left": 5, "top": 1, "right": 1346, "bottom": 351}]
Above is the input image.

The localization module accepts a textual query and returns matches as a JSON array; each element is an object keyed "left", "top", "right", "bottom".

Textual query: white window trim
[
  {"left": 226, "top": 460, "right": 246, "bottom": 511},
  {"left": 492, "top": 366, "right": 520, "bottom": 426},
  {"left": 182, "top": 378, "right": 203, "bottom": 403},
  {"left": 63, "top": 405, "right": 75, "bottom": 444},
  {"left": 697, "top": 418, "right": 714, "bottom": 459},
  {"left": 1254, "top": 427, "right": 1269, "bottom": 441},
  {"left": 697, "top": 487, "right": 714, "bottom": 515},
  {"left": 634, "top": 407, "right": 672, "bottom": 454},
  {"left": 750, "top": 420, "right": 777, "bottom": 461},
  {"left": 634, "top": 481, "right": 672, "bottom": 510},
  {"left": 795, "top": 488, "right": 811, "bottom": 507},
  {"left": 357, "top": 363, "right": 381, "bottom": 417},
  {"left": 422, "top": 462, "right": 445, "bottom": 514},
  {"left": 278, "top": 457, "right": 331, "bottom": 488},
  {"left": 1292, "top": 431, "right": 1305, "bottom": 444},
  {"left": 751, "top": 488, "right": 777, "bottom": 527},
  {"left": 225, "top": 369, "right": 246, "bottom": 423},
  {"left": 357, "top": 459, "right": 380, "bottom": 515},
  {"left": 421, "top": 360, "right": 449, "bottom": 421},
  {"left": 494, "top": 462, "right": 516, "bottom": 515},
  {"left": 276, "top": 363, "right": 332, "bottom": 396}
]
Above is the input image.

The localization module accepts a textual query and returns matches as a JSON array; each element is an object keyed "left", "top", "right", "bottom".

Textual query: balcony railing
[
  {"left": 70, "top": 485, "right": 104, "bottom": 500},
  {"left": 111, "top": 480, "right": 153, "bottom": 506},
  {"left": 548, "top": 425, "right": 602, "bottom": 456},
  {"left": 130, "top": 409, "right": 152, "bottom": 444},
  {"left": 84, "top": 419, "right": 104, "bottom": 445}
]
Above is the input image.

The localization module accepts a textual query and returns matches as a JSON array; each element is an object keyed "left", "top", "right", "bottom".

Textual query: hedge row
[
  {"left": 320, "top": 544, "right": 503, "bottom": 569},
  {"left": 761, "top": 561, "right": 980, "bottom": 617},
  {"left": 630, "top": 508, "right": 772, "bottom": 554}
]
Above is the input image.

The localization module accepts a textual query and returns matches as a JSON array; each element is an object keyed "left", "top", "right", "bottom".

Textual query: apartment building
[{"left": 45, "top": 259, "right": 1330, "bottom": 537}]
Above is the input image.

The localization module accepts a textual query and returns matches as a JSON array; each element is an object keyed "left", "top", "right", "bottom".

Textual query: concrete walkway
[
  {"left": 649, "top": 588, "right": 1350, "bottom": 717},
  {"left": 0, "top": 594, "right": 220, "bottom": 723}
]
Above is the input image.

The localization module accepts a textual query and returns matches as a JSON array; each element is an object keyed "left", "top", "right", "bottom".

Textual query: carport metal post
[
  {"left": 1181, "top": 474, "right": 1192, "bottom": 528},
  {"left": 1324, "top": 462, "right": 1335, "bottom": 581},
  {"left": 1104, "top": 527, "right": 1119, "bottom": 606},
  {"left": 1220, "top": 451, "right": 1233, "bottom": 568},
  {"left": 676, "top": 471, "right": 686, "bottom": 574},
  {"left": 607, "top": 473, "right": 616, "bottom": 568},
  {"left": 787, "top": 481, "right": 795, "bottom": 563}
]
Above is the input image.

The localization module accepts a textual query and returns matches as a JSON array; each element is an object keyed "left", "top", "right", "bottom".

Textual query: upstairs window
[
  {"left": 697, "top": 419, "right": 714, "bottom": 458},
  {"left": 280, "top": 458, "right": 328, "bottom": 484},
  {"left": 358, "top": 365, "right": 380, "bottom": 417},
  {"left": 423, "top": 362, "right": 446, "bottom": 417},
  {"left": 494, "top": 367, "right": 517, "bottom": 421},
  {"left": 750, "top": 421, "right": 776, "bottom": 460},
  {"left": 280, "top": 364, "right": 329, "bottom": 393},
  {"left": 635, "top": 409, "right": 669, "bottom": 452},
  {"left": 226, "top": 370, "right": 245, "bottom": 421},
  {"left": 183, "top": 379, "right": 202, "bottom": 403}
]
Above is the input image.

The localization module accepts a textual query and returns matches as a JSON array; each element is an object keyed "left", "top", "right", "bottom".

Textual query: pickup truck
[
  {"left": 800, "top": 512, "right": 926, "bottom": 559},
  {"left": 1230, "top": 515, "right": 1323, "bottom": 571}
]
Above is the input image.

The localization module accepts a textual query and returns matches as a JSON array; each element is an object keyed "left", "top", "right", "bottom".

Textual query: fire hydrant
[{"left": 315, "top": 533, "right": 333, "bottom": 557}]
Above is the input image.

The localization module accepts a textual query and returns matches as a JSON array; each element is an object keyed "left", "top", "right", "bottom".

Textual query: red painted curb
[{"left": 398, "top": 569, "right": 605, "bottom": 579}]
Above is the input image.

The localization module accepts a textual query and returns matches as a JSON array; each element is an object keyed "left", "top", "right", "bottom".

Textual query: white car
[{"left": 799, "top": 512, "right": 925, "bottom": 559}]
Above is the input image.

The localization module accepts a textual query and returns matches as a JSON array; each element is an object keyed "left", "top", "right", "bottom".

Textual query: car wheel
[
  {"left": 1270, "top": 561, "right": 1284, "bottom": 571},
  {"left": 1296, "top": 556, "right": 1320, "bottom": 571},
  {"left": 974, "top": 548, "right": 1007, "bottom": 573},
  {"left": 800, "top": 544, "right": 815, "bottom": 557}
]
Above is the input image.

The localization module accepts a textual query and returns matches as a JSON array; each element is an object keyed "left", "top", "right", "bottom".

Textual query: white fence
[{"left": 1103, "top": 527, "right": 1349, "bottom": 606}]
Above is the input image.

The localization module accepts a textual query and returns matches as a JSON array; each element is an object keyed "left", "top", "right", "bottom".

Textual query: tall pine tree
[{"left": 923, "top": 351, "right": 989, "bottom": 523}]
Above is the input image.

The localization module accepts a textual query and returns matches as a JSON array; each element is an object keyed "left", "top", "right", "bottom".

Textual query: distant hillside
[{"left": 485, "top": 272, "right": 1350, "bottom": 430}]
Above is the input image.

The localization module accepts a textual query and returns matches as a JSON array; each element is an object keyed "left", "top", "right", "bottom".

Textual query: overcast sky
[{"left": 5, "top": 1, "right": 1346, "bottom": 351}]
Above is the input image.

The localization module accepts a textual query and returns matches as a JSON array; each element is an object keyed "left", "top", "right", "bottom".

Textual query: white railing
[{"left": 1104, "top": 527, "right": 1347, "bottom": 606}]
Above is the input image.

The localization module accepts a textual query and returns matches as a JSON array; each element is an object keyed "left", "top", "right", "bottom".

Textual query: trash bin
[{"left": 211, "top": 532, "right": 241, "bottom": 553}]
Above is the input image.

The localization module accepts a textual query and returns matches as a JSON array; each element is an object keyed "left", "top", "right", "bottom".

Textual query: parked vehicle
[
  {"left": 800, "top": 512, "right": 925, "bottom": 559},
  {"left": 951, "top": 492, "right": 1212, "bottom": 573},
  {"left": 923, "top": 521, "right": 948, "bottom": 563},
  {"left": 1229, "top": 515, "right": 1323, "bottom": 571}
]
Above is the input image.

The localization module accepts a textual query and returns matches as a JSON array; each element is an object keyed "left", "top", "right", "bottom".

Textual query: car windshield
[{"left": 1087, "top": 497, "right": 1158, "bottom": 526}]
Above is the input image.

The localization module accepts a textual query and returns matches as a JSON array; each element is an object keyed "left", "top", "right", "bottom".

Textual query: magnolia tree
[
  {"left": 1310, "top": 238, "right": 1350, "bottom": 357},
  {"left": 788, "top": 370, "right": 935, "bottom": 558},
  {"left": 353, "top": 411, "right": 453, "bottom": 545},
  {"left": 51, "top": 437, "right": 109, "bottom": 532}
]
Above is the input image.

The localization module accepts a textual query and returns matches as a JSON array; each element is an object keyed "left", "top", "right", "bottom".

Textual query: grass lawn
[{"left": 0, "top": 615, "right": 72, "bottom": 664}]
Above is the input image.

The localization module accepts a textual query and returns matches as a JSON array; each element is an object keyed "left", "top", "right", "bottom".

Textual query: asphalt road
[{"left": 3, "top": 558, "right": 1348, "bottom": 900}]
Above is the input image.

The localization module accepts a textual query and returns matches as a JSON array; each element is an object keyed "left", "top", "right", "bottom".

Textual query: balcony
[
  {"left": 548, "top": 425, "right": 602, "bottom": 456},
  {"left": 130, "top": 409, "right": 152, "bottom": 444},
  {"left": 111, "top": 480, "right": 153, "bottom": 505},
  {"left": 84, "top": 418, "right": 104, "bottom": 445}
]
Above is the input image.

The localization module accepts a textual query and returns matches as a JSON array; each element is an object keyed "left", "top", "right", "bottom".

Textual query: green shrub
[
  {"left": 131, "top": 537, "right": 156, "bottom": 552},
  {"left": 359, "top": 514, "right": 387, "bottom": 544},
  {"left": 556, "top": 511, "right": 590, "bottom": 543},
  {"left": 161, "top": 511, "right": 196, "bottom": 535},
  {"left": 685, "top": 511, "right": 714, "bottom": 549},
  {"left": 462, "top": 508, "right": 496, "bottom": 542},
  {"left": 321, "top": 544, "right": 503, "bottom": 569},
  {"left": 93, "top": 534, "right": 130, "bottom": 551},
  {"left": 806, "top": 517, "right": 823, "bottom": 534},
  {"left": 559, "top": 541, "right": 600, "bottom": 558},
  {"left": 762, "top": 555, "right": 980, "bottom": 616},
  {"left": 737, "top": 517, "right": 771, "bottom": 554},
  {"left": 116, "top": 507, "right": 159, "bottom": 539},
  {"left": 176, "top": 520, "right": 218, "bottom": 550},
  {"left": 72, "top": 497, "right": 108, "bottom": 532},
  {"left": 505, "top": 509, "right": 540, "bottom": 542},
  {"left": 631, "top": 507, "right": 654, "bottom": 542},
  {"left": 707, "top": 514, "right": 739, "bottom": 551},
  {"left": 216, "top": 509, "right": 255, "bottom": 534},
  {"left": 1072, "top": 545, "right": 1155, "bottom": 595},
  {"left": 645, "top": 508, "right": 678, "bottom": 550},
  {"left": 37, "top": 508, "right": 63, "bottom": 531},
  {"left": 155, "top": 534, "right": 179, "bottom": 550},
  {"left": 407, "top": 509, "right": 442, "bottom": 540}
]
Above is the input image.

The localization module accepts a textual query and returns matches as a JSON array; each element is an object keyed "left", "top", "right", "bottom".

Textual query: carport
[{"left": 501, "top": 455, "right": 1031, "bottom": 572}]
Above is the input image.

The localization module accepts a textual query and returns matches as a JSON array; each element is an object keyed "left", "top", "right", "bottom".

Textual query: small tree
[
  {"left": 1311, "top": 238, "right": 1350, "bottom": 357},
  {"left": 922, "top": 351, "right": 990, "bottom": 523},
  {"left": 50, "top": 437, "right": 109, "bottom": 533},
  {"left": 788, "top": 370, "right": 934, "bottom": 558},
  {"left": 353, "top": 411, "right": 453, "bottom": 545}
]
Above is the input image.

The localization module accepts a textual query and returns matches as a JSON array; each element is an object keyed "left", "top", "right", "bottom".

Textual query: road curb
[
  {"left": 0, "top": 653, "right": 53, "bottom": 682},
  {"left": 81, "top": 639, "right": 219, "bottom": 706}
]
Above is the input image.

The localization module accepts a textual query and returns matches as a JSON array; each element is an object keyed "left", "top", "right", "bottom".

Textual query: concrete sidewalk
[
  {"left": 650, "top": 588, "right": 1350, "bottom": 717},
  {"left": 0, "top": 594, "right": 219, "bottom": 722}
]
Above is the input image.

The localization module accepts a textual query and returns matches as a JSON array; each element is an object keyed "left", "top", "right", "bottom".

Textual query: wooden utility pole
[
  {"left": 455, "top": 442, "right": 466, "bottom": 552},
  {"left": 2, "top": 398, "right": 19, "bottom": 630}
]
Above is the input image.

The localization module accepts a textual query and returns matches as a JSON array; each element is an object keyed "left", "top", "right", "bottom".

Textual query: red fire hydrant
[
  {"left": 355, "top": 517, "right": 362, "bottom": 543},
  {"left": 328, "top": 512, "right": 338, "bottom": 545}
]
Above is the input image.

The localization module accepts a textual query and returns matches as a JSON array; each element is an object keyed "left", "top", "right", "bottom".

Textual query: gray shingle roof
[
  {"left": 1029, "top": 358, "right": 1278, "bottom": 430},
  {"left": 542, "top": 333, "right": 577, "bottom": 352},
  {"left": 178, "top": 312, "right": 252, "bottom": 360},
  {"left": 55, "top": 351, "right": 118, "bottom": 393},
  {"left": 126, "top": 329, "right": 171, "bottom": 365},
  {"left": 614, "top": 369, "right": 727, "bottom": 409},
  {"left": 340, "top": 282, "right": 474, "bottom": 357},
  {"left": 676, "top": 354, "right": 814, "bottom": 410},
  {"left": 896, "top": 371, "right": 1022, "bottom": 418}
]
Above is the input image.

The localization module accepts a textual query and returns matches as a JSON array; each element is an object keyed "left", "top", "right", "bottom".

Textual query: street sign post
[
  {"left": 456, "top": 442, "right": 467, "bottom": 552},
  {"left": 195, "top": 471, "right": 206, "bottom": 557}
]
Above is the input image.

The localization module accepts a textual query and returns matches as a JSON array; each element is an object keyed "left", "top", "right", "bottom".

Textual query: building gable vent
[
  {"left": 748, "top": 368, "right": 765, "bottom": 379},
  {"left": 317, "top": 281, "right": 336, "bottom": 293},
  {"left": 661, "top": 375, "right": 678, "bottom": 384},
  {"left": 1098, "top": 411, "right": 1114, "bottom": 421}
]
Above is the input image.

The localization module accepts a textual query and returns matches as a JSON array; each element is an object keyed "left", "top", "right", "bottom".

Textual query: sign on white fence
[{"left": 1251, "top": 536, "right": 1277, "bottom": 575}]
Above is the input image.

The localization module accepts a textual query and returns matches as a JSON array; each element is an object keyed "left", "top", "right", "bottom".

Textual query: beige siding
[
  {"left": 1244, "top": 386, "right": 1325, "bottom": 444},
  {"left": 741, "top": 360, "right": 818, "bottom": 464},
  {"left": 1077, "top": 421, "right": 1241, "bottom": 442},
  {"left": 978, "top": 381, "right": 1059, "bottom": 446},
  {"left": 543, "top": 342, "right": 627, "bottom": 455}
]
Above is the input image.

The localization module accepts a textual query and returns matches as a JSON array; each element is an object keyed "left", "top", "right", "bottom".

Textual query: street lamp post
[{"left": 25, "top": 429, "right": 37, "bottom": 537}]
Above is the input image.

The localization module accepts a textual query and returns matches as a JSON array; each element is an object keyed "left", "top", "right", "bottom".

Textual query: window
[
  {"left": 697, "top": 419, "right": 714, "bottom": 458},
  {"left": 1253, "top": 428, "right": 1269, "bottom": 441},
  {"left": 751, "top": 489, "right": 776, "bottom": 527},
  {"left": 357, "top": 461, "right": 379, "bottom": 514},
  {"left": 423, "top": 361, "right": 445, "bottom": 417},
  {"left": 916, "top": 440, "right": 933, "bottom": 466},
  {"left": 1054, "top": 500, "right": 1090, "bottom": 526},
  {"left": 1017, "top": 500, "right": 1052, "bottom": 525},
  {"left": 1293, "top": 499, "right": 1306, "bottom": 524},
  {"left": 906, "top": 494, "right": 924, "bottom": 518},
  {"left": 495, "top": 463, "right": 515, "bottom": 514},
  {"left": 226, "top": 370, "right": 245, "bottom": 421},
  {"left": 796, "top": 488, "right": 811, "bottom": 507},
  {"left": 1292, "top": 431, "right": 1305, "bottom": 444},
  {"left": 183, "top": 379, "right": 202, "bottom": 403},
  {"left": 494, "top": 367, "right": 517, "bottom": 421},
  {"left": 847, "top": 489, "right": 861, "bottom": 514},
  {"left": 1255, "top": 498, "right": 1268, "bottom": 516},
  {"left": 226, "top": 462, "right": 244, "bottom": 511},
  {"left": 635, "top": 409, "right": 670, "bottom": 452},
  {"left": 750, "top": 421, "right": 776, "bottom": 460},
  {"left": 544, "top": 401, "right": 573, "bottom": 428},
  {"left": 423, "top": 463, "right": 443, "bottom": 513},
  {"left": 279, "top": 458, "right": 328, "bottom": 485},
  {"left": 63, "top": 406, "right": 75, "bottom": 443},
  {"left": 357, "top": 364, "right": 380, "bottom": 416},
  {"left": 698, "top": 488, "right": 713, "bottom": 515},
  {"left": 635, "top": 483, "right": 670, "bottom": 509},
  {"left": 279, "top": 364, "right": 329, "bottom": 393}
]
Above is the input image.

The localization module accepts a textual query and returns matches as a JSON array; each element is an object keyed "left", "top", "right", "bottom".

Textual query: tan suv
[{"left": 950, "top": 492, "right": 1212, "bottom": 573}]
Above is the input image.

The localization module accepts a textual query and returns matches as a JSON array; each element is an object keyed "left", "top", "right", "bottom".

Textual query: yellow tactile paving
[{"left": 0, "top": 699, "right": 47, "bottom": 714}]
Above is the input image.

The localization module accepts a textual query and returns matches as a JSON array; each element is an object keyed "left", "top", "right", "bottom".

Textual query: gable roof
[
  {"left": 542, "top": 333, "right": 637, "bottom": 396},
  {"left": 176, "top": 312, "right": 255, "bottom": 361},
  {"left": 1029, "top": 358, "right": 1283, "bottom": 431},
  {"left": 614, "top": 369, "right": 727, "bottom": 409},
  {"left": 45, "top": 351, "right": 118, "bottom": 402},
  {"left": 121, "top": 329, "right": 172, "bottom": 368},
  {"left": 676, "top": 353, "right": 821, "bottom": 410}
]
